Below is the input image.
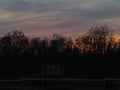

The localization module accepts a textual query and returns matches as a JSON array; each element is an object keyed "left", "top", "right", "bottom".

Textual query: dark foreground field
[
  {"left": 0, "top": 78, "right": 120, "bottom": 90},
  {"left": 1, "top": 56, "right": 120, "bottom": 79},
  {"left": 1, "top": 56, "right": 120, "bottom": 90}
]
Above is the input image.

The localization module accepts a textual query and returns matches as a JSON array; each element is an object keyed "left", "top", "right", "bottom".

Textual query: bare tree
[
  {"left": 50, "top": 34, "right": 66, "bottom": 53},
  {"left": 30, "top": 38, "right": 41, "bottom": 56},
  {"left": 81, "top": 25, "right": 113, "bottom": 54},
  {"left": 0, "top": 34, "right": 12, "bottom": 56},
  {"left": 0, "top": 30, "right": 29, "bottom": 56}
]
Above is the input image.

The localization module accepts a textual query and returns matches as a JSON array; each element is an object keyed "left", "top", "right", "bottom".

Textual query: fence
[{"left": 0, "top": 78, "right": 120, "bottom": 90}]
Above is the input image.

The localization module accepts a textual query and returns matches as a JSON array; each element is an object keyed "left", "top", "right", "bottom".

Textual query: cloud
[
  {"left": 1, "top": 0, "right": 111, "bottom": 13},
  {"left": 0, "top": 0, "right": 120, "bottom": 38},
  {"left": 2, "top": 0, "right": 67, "bottom": 13}
]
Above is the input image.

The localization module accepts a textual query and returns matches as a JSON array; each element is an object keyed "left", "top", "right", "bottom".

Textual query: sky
[{"left": 0, "top": 0, "right": 120, "bottom": 38}]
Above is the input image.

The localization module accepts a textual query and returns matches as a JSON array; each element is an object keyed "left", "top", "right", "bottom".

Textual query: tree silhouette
[
  {"left": 0, "top": 30, "right": 29, "bottom": 57},
  {"left": 40, "top": 38, "right": 50, "bottom": 57},
  {"left": 0, "top": 26, "right": 117, "bottom": 58},
  {"left": 30, "top": 38, "right": 41, "bottom": 56},
  {"left": 0, "top": 33, "right": 12, "bottom": 56},
  {"left": 50, "top": 34, "right": 66, "bottom": 55},
  {"left": 81, "top": 25, "right": 113, "bottom": 55},
  {"left": 0, "top": 26, "right": 120, "bottom": 79}
]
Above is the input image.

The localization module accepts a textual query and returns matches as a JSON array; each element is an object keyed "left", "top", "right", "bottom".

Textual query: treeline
[
  {"left": 0, "top": 25, "right": 120, "bottom": 59},
  {"left": 1, "top": 25, "right": 120, "bottom": 79}
]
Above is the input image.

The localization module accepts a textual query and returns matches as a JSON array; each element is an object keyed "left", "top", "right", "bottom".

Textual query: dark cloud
[
  {"left": 4, "top": 1, "right": 67, "bottom": 13},
  {"left": 0, "top": 0, "right": 120, "bottom": 37}
]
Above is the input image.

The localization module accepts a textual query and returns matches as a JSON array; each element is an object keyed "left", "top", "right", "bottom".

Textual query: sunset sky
[{"left": 0, "top": 0, "right": 120, "bottom": 38}]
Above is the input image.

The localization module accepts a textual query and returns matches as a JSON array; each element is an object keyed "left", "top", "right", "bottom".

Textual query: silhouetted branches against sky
[{"left": 0, "top": 25, "right": 120, "bottom": 58}]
